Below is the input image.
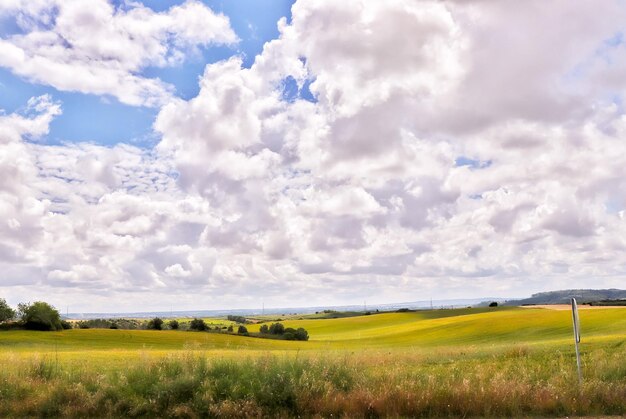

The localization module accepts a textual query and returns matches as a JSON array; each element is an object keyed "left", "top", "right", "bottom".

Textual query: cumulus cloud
[
  {"left": 2, "top": 0, "right": 626, "bottom": 311},
  {"left": 0, "top": 0, "right": 237, "bottom": 106}
]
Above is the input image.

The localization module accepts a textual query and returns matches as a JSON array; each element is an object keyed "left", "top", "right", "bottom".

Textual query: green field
[{"left": 1, "top": 307, "right": 625, "bottom": 417}]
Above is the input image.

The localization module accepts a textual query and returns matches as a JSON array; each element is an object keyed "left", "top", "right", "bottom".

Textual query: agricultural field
[{"left": 1, "top": 306, "right": 625, "bottom": 417}]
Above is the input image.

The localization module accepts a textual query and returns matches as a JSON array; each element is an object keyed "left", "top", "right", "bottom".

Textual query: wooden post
[{"left": 571, "top": 297, "right": 582, "bottom": 384}]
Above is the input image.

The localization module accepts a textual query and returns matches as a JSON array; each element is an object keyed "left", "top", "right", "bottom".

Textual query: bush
[
  {"left": 227, "top": 315, "right": 247, "bottom": 324},
  {"left": 259, "top": 324, "right": 269, "bottom": 334},
  {"left": 227, "top": 325, "right": 234, "bottom": 332},
  {"left": 0, "top": 298, "right": 15, "bottom": 323},
  {"left": 489, "top": 302, "right": 498, "bottom": 307},
  {"left": 284, "top": 328, "right": 296, "bottom": 340},
  {"left": 295, "top": 327, "right": 309, "bottom": 341},
  {"left": 237, "top": 325, "right": 248, "bottom": 335},
  {"left": 189, "top": 318, "right": 207, "bottom": 331},
  {"left": 146, "top": 317, "right": 164, "bottom": 330},
  {"left": 18, "top": 301, "right": 62, "bottom": 331},
  {"left": 282, "top": 327, "right": 309, "bottom": 341},
  {"left": 168, "top": 320, "right": 179, "bottom": 330},
  {"left": 269, "top": 323, "right": 285, "bottom": 335},
  {"left": 60, "top": 320, "right": 72, "bottom": 330}
]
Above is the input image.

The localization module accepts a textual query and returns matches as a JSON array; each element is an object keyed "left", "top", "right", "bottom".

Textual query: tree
[
  {"left": 227, "top": 325, "right": 234, "bottom": 332},
  {"left": 259, "top": 324, "right": 269, "bottom": 334},
  {"left": 168, "top": 319, "right": 179, "bottom": 330},
  {"left": 237, "top": 325, "right": 248, "bottom": 335},
  {"left": 489, "top": 302, "right": 498, "bottom": 307},
  {"left": 189, "top": 318, "right": 207, "bottom": 331},
  {"left": 18, "top": 301, "right": 62, "bottom": 331},
  {"left": 146, "top": 317, "right": 164, "bottom": 330},
  {"left": 0, "top": 298, "right": 15, "bottom": 323}
]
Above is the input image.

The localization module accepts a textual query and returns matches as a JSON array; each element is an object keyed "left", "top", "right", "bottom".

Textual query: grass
[{"left": 1, "top": 306, "right": 625, "bottom": 416}]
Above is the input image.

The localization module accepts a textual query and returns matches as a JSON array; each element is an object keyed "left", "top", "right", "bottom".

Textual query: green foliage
[
  {"left": 75, "top": 318, "right": 142, "bottom": 330},
  {"left": 146, "top": 317, "right": 164, "bottom": 330},
  {"left": 0, "top": 298, "right": 15, "bottom": 323},
  {"left": 60, "top": 320, "right": 72, "bottom": 330},
  {"left": 269, "top": 322, "right": 285, "bottom": 335},
  {"left": 227, "top": 315, "right": 247, "bottom": 323},
  {"left": 18, "top": 301, "right": 62, "bottom": 331},
  {"left": 260, "top": 323, "right": 308, "bottom": 341},
  {"left": 295, "top": 327, "right": 308, "bottom": 341},
  {"left": 281, "top": 327, "right": 309, "bottom": 341},
  {"left": 189, "top": 318, "right": 207, "bottom": 331},
  {"left": 227, "top": 325, "right": 233, "bottom": 332},
  {"left": 237, "top": 325, "right": 248, "bottom": 335},
  {"left": 489, "top": 301, "right": 498, "bottom": 307},
  {"left": 168, "top": 319, "right": 179, "bottom": 330}
]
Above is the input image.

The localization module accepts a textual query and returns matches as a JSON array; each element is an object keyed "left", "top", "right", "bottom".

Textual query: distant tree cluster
[
  {"left": 189, "top": 318, "right": 208, "bottom": 331},
  {"left": 259, "top": 322, "right": 309, "bottom": 341},
  {"left": 0, "top": 299, "right": 66, "bottom": 331},
  {"left": 76, "top": 318, "right": 144, "bottom": 330},
  {"left": 0, "top": 299, "right": 311, "bottom": 342},
  {"left": 227, "top": 315, "right": 248, "bottom": 324},
  {"left": 146, "top": 317, "right": 164, "bottom": 330}
]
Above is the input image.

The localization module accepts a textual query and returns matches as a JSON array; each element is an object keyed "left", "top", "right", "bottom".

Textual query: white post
[{"left": 571, "top": 297, "right": 582, "bottom": 384}]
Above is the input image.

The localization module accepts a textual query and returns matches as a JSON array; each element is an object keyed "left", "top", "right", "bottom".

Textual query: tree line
[
  {"left": 0, "top": 299, "right": 69, "bottom": 331},
  {"left": 0, "top": 299, "right": 309, "bottom": 341}
]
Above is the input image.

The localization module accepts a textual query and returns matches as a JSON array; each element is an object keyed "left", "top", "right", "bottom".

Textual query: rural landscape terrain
[
  {"left": 2, "top": 0, "right": 626, "bottom": 417},
  {"left": 0, "top": 293, "right": 625, "bottom": 417}
]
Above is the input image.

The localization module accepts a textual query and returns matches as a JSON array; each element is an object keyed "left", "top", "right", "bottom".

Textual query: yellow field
[{"left": 1, "top": 306, "right": 625, "bottom": 417}]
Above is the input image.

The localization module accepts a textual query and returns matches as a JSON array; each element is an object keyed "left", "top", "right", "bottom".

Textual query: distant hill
[{"left": 504, "top": 289, "right": 626, "bottom": 306}]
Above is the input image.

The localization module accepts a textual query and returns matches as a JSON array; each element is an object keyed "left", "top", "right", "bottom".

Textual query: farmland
[{"left": 1, "top": 307, "right": 625, "bottom": 416}]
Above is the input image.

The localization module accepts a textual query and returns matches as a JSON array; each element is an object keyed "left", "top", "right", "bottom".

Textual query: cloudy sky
[{"left": 1, "top": 0, "right": 625, "bottom": 312}]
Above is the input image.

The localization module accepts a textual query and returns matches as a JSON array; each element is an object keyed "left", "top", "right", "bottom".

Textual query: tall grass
[{"left": 1, "top": 344, "right": 624, "bottom": 417}]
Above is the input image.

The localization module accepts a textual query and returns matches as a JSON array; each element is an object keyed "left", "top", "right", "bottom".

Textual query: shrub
[
  {"left": 259, "top": 324, "right": 269, "bottom": 334},
  {"left": 227, "top": 325, "right": 234, "bottom": 332},
  {"left": 146, "top": 317, "right": 164, "bottom": 330},
  {"left": 282, "top": 327, "right": 309, "bottom": 341},
  {"left": 168, "top": 320, "right": 179, "bottom": 330},
  {"left": 18, "top": 301, "right": 62, "bottom": 331},
  {"left": 284, "top": 328, "right": 296, "bottom": 340},
  {"left": 489, "top": 302, "right": 498, "bottom": 307},
  {"left": 60, "top": 320, "right": 72, "bottom": 330},
  {"left": 269, "top": 322, "right": 285, "bottom": 335},
  {"left": 189, "top": 318, "right": 207, "bottom": 331},
  {"left": 295, "top": 327, "right": 309, "bottom": 341},
  {"left": 237, "top": 325, "right": 248, "bottom": 335},
  {"left": 227, "top": 315, "right": 247, "bottom": 324}
]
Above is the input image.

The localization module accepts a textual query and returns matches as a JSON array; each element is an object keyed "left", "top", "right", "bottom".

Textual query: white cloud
[
  {"left": 0, "top": 0, "right": 237, "bottom": 106},
  {"left": 2, "top": 0, "right": 626, "bottom": 311}
]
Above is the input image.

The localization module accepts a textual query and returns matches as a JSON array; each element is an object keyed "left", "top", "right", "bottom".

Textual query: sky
[{"left": 1, "top": 0, "right": 626, "bottom": 313}]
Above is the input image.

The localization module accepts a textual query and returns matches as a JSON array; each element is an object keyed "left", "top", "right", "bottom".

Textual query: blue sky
[{"left": 0, "top": 0, "right": 295, "bottom": 146}]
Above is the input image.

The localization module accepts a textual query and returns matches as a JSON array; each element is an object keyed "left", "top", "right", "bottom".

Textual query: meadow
[{"left": 0, "top": 306, "right": 625, "bottom": 417}]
